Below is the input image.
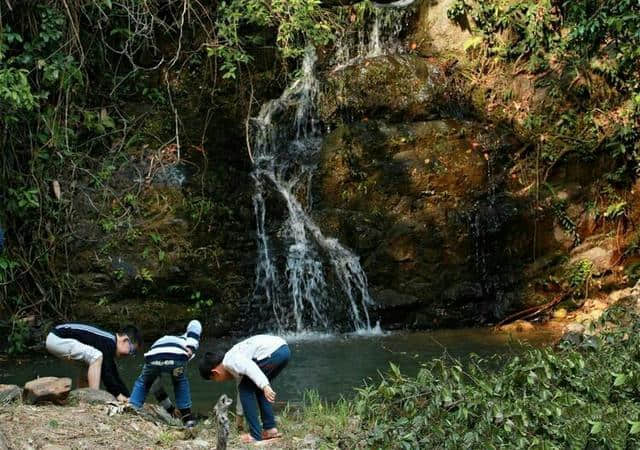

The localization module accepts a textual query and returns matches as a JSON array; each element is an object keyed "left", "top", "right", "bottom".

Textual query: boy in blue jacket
[{"left": 128, "top": 320, "right": 201, "bottom": 427}]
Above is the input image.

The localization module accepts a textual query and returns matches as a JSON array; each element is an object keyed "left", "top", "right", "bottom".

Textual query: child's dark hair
[
  {"left": 119, "top": 325, "right": 142, "bottom": 348},
  {"left": 199, "top": 351, "right": 226, "bottom": 379}
]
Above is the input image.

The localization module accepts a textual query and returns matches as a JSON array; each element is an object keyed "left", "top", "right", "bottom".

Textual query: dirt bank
[{"left": 0, "top": 402, "right": 318, "bottom": 450}]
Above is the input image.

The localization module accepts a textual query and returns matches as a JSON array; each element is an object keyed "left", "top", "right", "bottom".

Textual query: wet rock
[
  {"left": 608, "top": 287, "right": 635, "bottom": 303},
  {"left": 443, "top": 282, "right": 483, "bottom": 304},
  {"left": 411, "top": 0, "right": 472, "bottom": 54},
  {"left": 566, "top": 322, "right": 586, "bottom": 334},
  {"left": 569, "top": 246, "right": 613, "bottom": 274},
  {"left": 569, "top": 236, "right": 614, "bottom": 273},
  {"left": 315, "top": 119, "right": 537, "bottom": 326},
  {"left": 69, "top": 388, "right": 116, "bottom": 404},
  {"left": 385, "top": 234, "right": 416, "bottom": 262},
  {"left": 373, "top": 289, "right": 419, "bottom": 308},
  {"left": 0, "top": 384, "right": 22, "bottom": 404},
  {"left": 23, "top": 377, "right": 72, "bottom": 405},
  {"left": 561, "top": 331, "right": 583, "bottom": 346},
  {"left": 323, "top": 55, "right": 462, "bottom": 121},
  {"left": 498, "top": 320, "right": 534, "bottom": 333}
]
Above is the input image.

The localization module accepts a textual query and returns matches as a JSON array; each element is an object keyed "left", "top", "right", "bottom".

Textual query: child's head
[
  {"left": 116, "top": 325, "right": 142, "bottom": 357},
  {"left": 199, "top": 351, "right": 232, "bottom": 381}
]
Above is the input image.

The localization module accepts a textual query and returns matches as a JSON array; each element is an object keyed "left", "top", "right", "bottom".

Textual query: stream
[{"left": 0, "top": 328, "right": 557, "bottom": 414}]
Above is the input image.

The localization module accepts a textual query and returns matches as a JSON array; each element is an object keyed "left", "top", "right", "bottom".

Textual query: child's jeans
[
  {"left": 239, "top": 344, "right": 291, "bottom": 441},
  {"left": 129, "top": 360, "right": 191, "bottom": 410}
]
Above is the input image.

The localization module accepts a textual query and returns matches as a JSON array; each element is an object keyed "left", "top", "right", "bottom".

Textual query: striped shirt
[
  {"left": 144, "top": 320, "right": 202, "bottom": 362},
  {"left": 51, "top": 323, "right": 129, "bottom": 397}
]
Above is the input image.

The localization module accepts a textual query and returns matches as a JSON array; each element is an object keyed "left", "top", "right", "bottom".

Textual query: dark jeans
[
  {"left": 129, "top": 360, "right": 191, "bottom": 409},
  {"left": 239, "top": 344, "right": 291, "bottom": 440}
]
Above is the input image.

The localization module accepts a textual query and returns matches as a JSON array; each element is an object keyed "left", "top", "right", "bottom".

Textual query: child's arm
[
  {"left": 102, "top": 355, "right": 130, "bottom": 400},
  {"left": 224, "top": 353, "right": 270, "bottom": 391},
  {"left": 184, "top": 320, "right": 202, "bottom": 353}
]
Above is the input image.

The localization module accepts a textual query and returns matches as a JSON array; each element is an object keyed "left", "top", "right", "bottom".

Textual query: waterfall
[
  {"left": 250, "top": 3, "right": 414, "bottom": 333},
  {"left": 334, "top": 5, "right": 410, "bottom": 71},
  {"left": 252, "top": 49, "right": 373, "bottom": 333}
]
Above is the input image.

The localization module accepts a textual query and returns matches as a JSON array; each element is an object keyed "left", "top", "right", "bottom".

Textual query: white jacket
[
  {"left": 223, "top": 335, "right": 287, "bottom": 414},
  {"left": 223, "top": 335, "right": 287, "bottom": 389}
]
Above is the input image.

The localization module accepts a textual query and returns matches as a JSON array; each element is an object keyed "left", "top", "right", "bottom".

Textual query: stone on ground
[
  {"left": 22, "top": 377, "right": 72, "bottom": 404},
  {"left": 68, "top": 388, "right": 116, "bottom": 404},
  {"left": 0, "top": 384, "right": 22, "bottom": 405}
]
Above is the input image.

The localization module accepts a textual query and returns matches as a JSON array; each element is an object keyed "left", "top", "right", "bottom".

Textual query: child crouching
[
  {"left": 128, "top": 320, "right": 202, "bottom": 427},
  {"left": 199, "top": 335, "right": 290, "bottom": 444}
]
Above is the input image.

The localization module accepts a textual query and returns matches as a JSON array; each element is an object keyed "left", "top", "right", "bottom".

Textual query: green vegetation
[
  {"left": 290, "top": 305, "right": 640, "bottom": 449},
  {"left": 0, "top": 0, "right": 356, "bottom": 336},
  {"left": 449, "top": 0, "right": 640, "bottom": 182}
]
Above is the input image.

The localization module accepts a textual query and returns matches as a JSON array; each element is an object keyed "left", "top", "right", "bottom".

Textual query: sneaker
[{"left": 183, "top": 419, "right": 197, "bottom": 428}]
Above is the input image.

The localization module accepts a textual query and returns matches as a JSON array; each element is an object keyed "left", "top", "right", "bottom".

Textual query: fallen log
[{"left": 496, "top": 293, "right": 567, "bottom": 328}]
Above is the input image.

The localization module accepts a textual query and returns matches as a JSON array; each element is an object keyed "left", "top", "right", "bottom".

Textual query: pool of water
[{"left": 0, "top": 328, "right": 557, "bottom": 414}]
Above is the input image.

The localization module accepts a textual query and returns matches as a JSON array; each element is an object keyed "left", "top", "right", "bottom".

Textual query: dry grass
[{"left": 0, "top": 402, "right": 320, "bottom": 450}]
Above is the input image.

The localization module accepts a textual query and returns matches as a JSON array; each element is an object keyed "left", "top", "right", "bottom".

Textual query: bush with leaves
[
  {"left": 304, "top": 305, "right": 640, "bottom": 449},
  {"left": 0, "top": 0, "right": 351, "bottom": 328},
  {"left": 448, "top": 0, "right": 640, "bottom": 190}
]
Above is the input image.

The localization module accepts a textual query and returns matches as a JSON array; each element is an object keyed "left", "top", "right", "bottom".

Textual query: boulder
[
  {"left": 22, "top": 377, "right": 72, "bottom": 404},
  {"left": 566, "top": 322, "right": 586, "bottom": 334},
  {"left": 0, "top": 384, "right": 22, "bottom": 404},
  {"left": 608, "top": 287, "right": 635, "bottom": 303},
  {"left": 569, "top": 246, "right": 613, "bottom": 273},
  {"left": 569, "top": 236, "right": 614, "bottom": 274},
  {"left": 68, "top": 388, "right": 116, "bottom": 404}
]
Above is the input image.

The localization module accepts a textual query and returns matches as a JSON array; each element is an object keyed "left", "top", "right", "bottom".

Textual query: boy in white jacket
[{"left": 199, "top": 335, "right": 291, "bottom": 443}]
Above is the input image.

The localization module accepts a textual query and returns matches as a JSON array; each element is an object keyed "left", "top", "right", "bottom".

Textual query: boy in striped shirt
[{"left": 128, "top": 320, "right": 202, "bottom": 427}]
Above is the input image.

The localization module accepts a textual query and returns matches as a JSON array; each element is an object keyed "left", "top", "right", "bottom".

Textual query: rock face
[
  {"left": 68, "top": 388, "right": 116, "bottom": 404},
  {"left": 411, "top": 0, "right": 473, "bottom": 54},
  {"left": 0, "top": 384, "right": 22, "bottom": 405},
  {"left": 23, "top": 377, "right": 72, "bottom": 405},
  {"left": 313, "top": 117, "right": 551, "bottom": 326},
  {"left": 323, "top": 55, "right": 465, "bottom": 122}
]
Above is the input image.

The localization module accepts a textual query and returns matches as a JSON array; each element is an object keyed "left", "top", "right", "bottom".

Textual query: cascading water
[
  {"left": 252, "top": 49, "right": 373, "bottom": 333},
  {"left": 251, "top": 3, "right": 415, "bottom": 334},
  {"left": 333, "top": 4, "right": 411, "bottom": 70}
]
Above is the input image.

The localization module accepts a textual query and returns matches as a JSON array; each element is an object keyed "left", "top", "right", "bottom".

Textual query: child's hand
[{"left": 263, "top": 385, "right": 276, "bottom": 403}]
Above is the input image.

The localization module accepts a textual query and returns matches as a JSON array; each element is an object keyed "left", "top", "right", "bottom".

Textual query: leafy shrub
[{"left": 311, "top": 306, "right": 640, "bottom": 449}]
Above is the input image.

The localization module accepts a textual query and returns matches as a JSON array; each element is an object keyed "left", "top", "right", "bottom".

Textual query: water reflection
[{"left": 0, "top": 329, "right": 556, "bottom": 414}]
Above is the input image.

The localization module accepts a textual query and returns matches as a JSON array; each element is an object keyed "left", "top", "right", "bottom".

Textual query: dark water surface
[{"left": 0, "top": 329, "right": 556, "bottom": 414}]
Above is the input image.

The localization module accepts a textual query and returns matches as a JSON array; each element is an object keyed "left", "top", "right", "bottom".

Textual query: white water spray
[
  {"left": 333, "top": 5, "right": 410, "bottom": 70},
  {"left": 251, "top": 2, "right": 415, "bottom": 334},
  {"left": 252, "top": 49, "right": 374, "bottom": 333}
]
